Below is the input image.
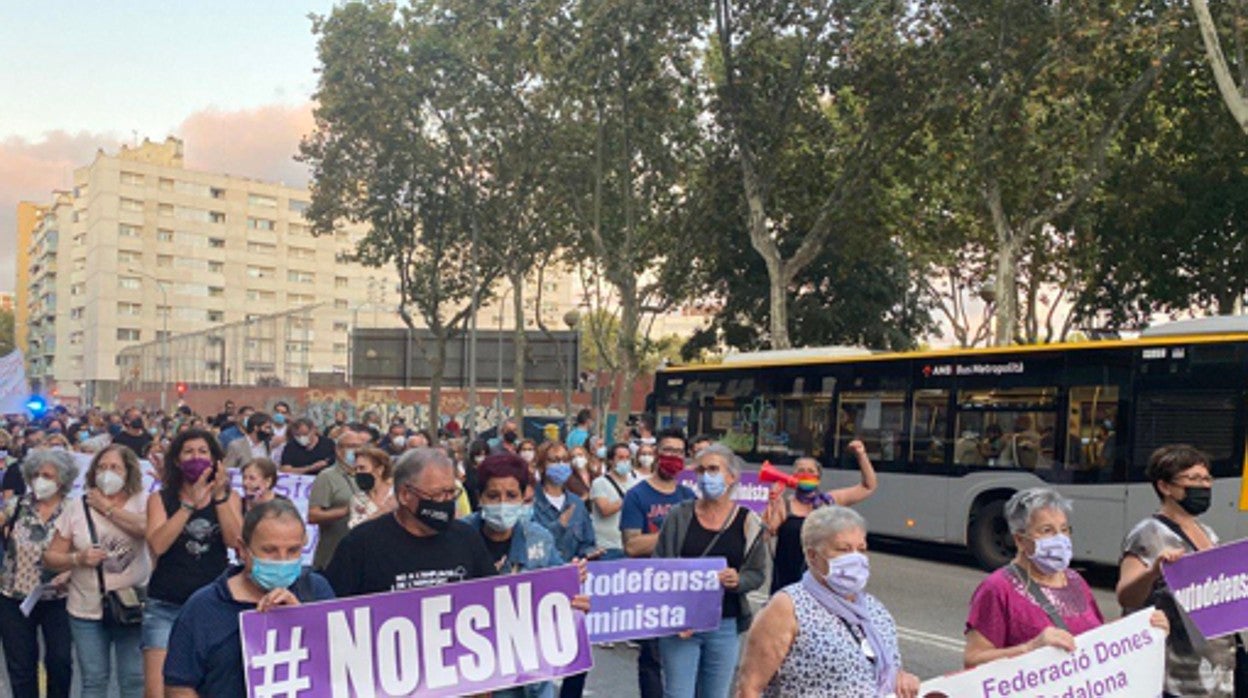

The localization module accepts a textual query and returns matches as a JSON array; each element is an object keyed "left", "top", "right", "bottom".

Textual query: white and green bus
[{"left": 650, "top": 319, "right": 1248, "bottom": 569}]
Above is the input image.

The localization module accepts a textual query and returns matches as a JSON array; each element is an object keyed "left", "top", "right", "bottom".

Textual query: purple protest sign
[
  {"left": 676, "top": 471, "right": 770, "bottom": 512},
  {"left": 582, "top": 558, "right": 726, "bottom": 643},
  {"left": 241, "top": 565, "right": 591, "bottom": 698},
  {"left": 1162, "top": 537, "right": 1248, "bottom": 639}
]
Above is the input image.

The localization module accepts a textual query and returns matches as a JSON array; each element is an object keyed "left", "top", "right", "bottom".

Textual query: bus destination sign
[{"left": 922, "top": 361, "right": 1025, "bottom": 378}]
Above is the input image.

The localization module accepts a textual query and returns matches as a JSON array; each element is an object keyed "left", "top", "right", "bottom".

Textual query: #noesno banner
[
  {"left": 240, "top": 565, "right": 591, "bottom": 698},
  {"left": 917, "top": 611, "right": 1163, "bottom": 698},
  {"left": 1163, "top": 537, "right": 1248, "bottom": 640}
]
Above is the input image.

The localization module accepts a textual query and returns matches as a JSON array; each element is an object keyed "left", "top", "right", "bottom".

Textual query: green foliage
[{"left": 0, "top": 308, "right": 13, "bottom": 357}]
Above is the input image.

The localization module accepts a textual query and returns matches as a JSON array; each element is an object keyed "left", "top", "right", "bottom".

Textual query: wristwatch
[
  {"left": 212, "top": 492, "right": 231, "bottom": 506},
  {"left": 179, "top": 500, "right": 196, "bottom": 513}
]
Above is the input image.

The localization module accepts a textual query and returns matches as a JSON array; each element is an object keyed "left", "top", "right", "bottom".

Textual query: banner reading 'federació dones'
[
  {"left": 582, "top": 558, "right": 726, "bottom": 643},
  {"left": 240, "top": 565, "right": 591, "bottom": 698},
  {"left": 917, "top": 610, "right": 1163, "bottom": 698}
]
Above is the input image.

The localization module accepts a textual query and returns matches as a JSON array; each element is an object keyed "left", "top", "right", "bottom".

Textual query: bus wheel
[{"left": 969, "top": 498, "right": 1015, "bottom": 571}]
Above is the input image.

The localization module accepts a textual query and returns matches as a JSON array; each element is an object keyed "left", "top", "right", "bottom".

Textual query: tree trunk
[
  {"left": 741, "top": 155, "right": 793, "bottom": 349},
  {"left": 510, "top": 271, "right": 526, "bottom": 423},
  {"left": 615, "top": 275, "right": 639, "bottom": 442},
  {"left": 1193, "top": 0, "right": 1248, "bottom": 135},
  {"left": 428, "top": 330, "right": 445, "bottom": 434},
  {"left": 986, "top": 182, "right": 1019, "bottom": 346}
]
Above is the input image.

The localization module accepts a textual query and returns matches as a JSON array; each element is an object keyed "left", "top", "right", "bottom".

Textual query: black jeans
[
  {"left": 638, "top": 638, "right": 663, "bottom": 698},
  {"left": 0, "top": 594, "right": 72, "bottom": 698},
  {"left": 559, "top": 671, "right": 587, "bottom": 698}
]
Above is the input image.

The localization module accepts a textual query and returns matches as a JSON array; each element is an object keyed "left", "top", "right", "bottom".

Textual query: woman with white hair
[
  {"left": 964, "top": 488, "right": 1168, "bottom": 668},
  {"left": 654, "top": 443, "right": 770, "bottom": 698},
  {"left": 736, "top": 506, "right": 919, "bottom": 698},
  {"left": 0, "top": 448, "right": 79, "bottom": 698}
]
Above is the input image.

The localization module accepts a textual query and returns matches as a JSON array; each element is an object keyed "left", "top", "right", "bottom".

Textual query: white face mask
[
  {"left": 295, "top": 435, "right": 311, "bottom": 448},
  {"left": 96, "top": 470, "right": 125, "bottom": 497},
  {"left": 572, "top": 456, "right": 588, "bottom": 470},
  {"left": 520, "top": 450, "right": 535, "bottom": 463},
  {"left": 32, "top": 476, "right": 58, "bottom": 501},
  {"left": 392, "top": 435, "right": 407, "bottom": 449},
  {"left": 638, "top": 455, "right": 655, "bottom": 468}
]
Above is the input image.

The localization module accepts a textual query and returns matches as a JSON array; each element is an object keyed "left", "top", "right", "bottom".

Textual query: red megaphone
[{"left": 759, "top": 461, "right": 799, "bottom": 488}]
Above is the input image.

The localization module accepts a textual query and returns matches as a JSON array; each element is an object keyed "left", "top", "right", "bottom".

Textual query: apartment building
[{"left": 21, "top": 137, "right": 585, "bottom": 405}]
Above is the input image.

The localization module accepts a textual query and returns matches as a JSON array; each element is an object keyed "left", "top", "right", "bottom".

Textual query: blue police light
[{"left": 25, "top": 395, "right": 47, "bottom": 417}]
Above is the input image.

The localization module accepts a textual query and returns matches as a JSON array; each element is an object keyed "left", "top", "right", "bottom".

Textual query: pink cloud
[
  {"left": 0, "top": 102, "right": 316, "bottom": 293},
  {"left": 177, "top": 102, "right": 314, "bottom": 188}
]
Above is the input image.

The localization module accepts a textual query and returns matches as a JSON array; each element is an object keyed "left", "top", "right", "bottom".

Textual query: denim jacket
[
  {"left": 532, "top": 488, "right": 597, "bottom": 561},
  {"left": 461, "top": 512, "right": 564, "bottom": 573}
]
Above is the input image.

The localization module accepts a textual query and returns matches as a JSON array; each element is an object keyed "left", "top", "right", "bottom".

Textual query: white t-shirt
[
  {"left": 56, "top": 493, "right": 150, "bottom": 620},
  {"left": 590, "top": 474, "right": 638, "bottom": 550}
]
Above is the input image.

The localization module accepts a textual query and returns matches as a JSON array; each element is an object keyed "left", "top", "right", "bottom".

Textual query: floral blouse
[{"left": 0, "top": 494, "right": 67, "bottom": 600}]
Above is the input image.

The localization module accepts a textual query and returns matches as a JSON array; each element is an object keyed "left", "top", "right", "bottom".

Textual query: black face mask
[
  {"left": 1178, "top": 486, "right": 1212, "bottom": 516},
  {"left": 354, "top": 472, "right": 376, "bottom": 492},
  {"left": 128, "top": 418, "right": 144, "bottom": 430},
  {"left": 410, "top": 497, "right": 455, "bottom": 532}
]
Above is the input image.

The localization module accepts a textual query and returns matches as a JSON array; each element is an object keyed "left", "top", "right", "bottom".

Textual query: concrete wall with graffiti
[{"left": 118, "top": 381, "right": 652, "bottom": 434}]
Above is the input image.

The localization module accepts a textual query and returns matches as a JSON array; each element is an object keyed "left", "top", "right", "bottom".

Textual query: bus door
[{"left": 1060, "top": 384, "right": 1128, "bottom": 562}]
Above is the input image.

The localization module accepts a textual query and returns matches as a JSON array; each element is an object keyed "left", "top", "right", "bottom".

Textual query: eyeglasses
[
  {"left": 1172, "top": 475, "right": 1213, "bottom": 486},
  {"left": 657, "top": 446, "right": 684, "bottom": 456},
  {"left": 405, "top": 483, "right": 463, "bottom": 503}
]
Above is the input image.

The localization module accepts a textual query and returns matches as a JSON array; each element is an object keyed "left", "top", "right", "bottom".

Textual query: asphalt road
[{"left": 1, "top": 540, "right": 1118, "bottom": 696}]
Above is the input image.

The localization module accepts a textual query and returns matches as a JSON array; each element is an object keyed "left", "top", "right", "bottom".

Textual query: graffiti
[{"left": 293, "top": 388, "right": 565, "bottom": 432}]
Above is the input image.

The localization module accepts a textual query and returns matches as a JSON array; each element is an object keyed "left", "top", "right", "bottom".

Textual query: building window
[
  {"left": 248, "top": 194, "right": 277, "bottom": 208},
  {"left": 158, "top": 203, "right": 174, "bottom": 217},
  {"left": 246, "top": 289, "right": 277, "bottom": 302},
  {"left": 334, "top": 276, "right": 349, "bottom": 289},
  {"left": 118, "top": 302, "right": 142, "bottom": 316},
  {"left": 120, "top": 198, "right": 144, "bottom": 212},
  {"left": 159, "top": 178, "right": 175, "bottom": 191},
  {"left": 246, "top": 266, "right": 276, "bottom": 279},
  {"left": 209, "top": 211, "right": 226, "bottom": 224},
  {"left": 69, "top": 307, "right": 84, "bottom": 320},
  {"left": 157, "top": 254, "right": 173, "bottom": 266},
  {"left": 118, "top": 276, "right": 141, "bottom": 291},
  {"left": 117, "top": 328, "right": 141, "bottom": 341},
  {"left": 289, "top": 223, "right": 309, "bottom": 236},
  {"left": 117, "top": 250, "right": 141, "bottom": 265},
  {"left": 289, "top": 246, "right": 315, "bottom": 259},
  {"left": 120, "top": 172, "right": 145, "bottom": 186},
  {"left": 334, "top": 299, "right": 349, "bottom": 310},
  {"left": 119, "top": 224, "right": 141, "bottom": 238},
  {"left": 247, "top": 217, "right": 276, "bottom": 231},
  {"left": 208, "top": 237, "right": 225, "bottom": 248},
  {"left": 208, "top": 261, "right": 224, "bottom": 273},
  {"left": 333, "top": 343, "right": 348, "bottom": 354},
  {"left": 207, "top": 310, "right": 224, "bottom": 322},
  {"left": 288, "top": 293, "right": 314, "bottom": 304},
  {"left": 211, "top": 187, "right": 226, "bottom": 199},
  {"left": 157, "top": 229, "right": 174, "bottom": 242},
  {"left": 332, "top": 321, "right": 349, "bottom": 332},
  {"left": 289, "top": 199, "right": 310, "bottom": 214},
  {"left": 287, "top": 270, "right": 314, "bottom": 284},
  {"left": 208, "top": 286, "right": 224, "bottom": 298},
  {"left": 74, "top": 257, "right": 88, "bottom": 271},
  {"left": 247, "top": 241, "right": 276, "bottom": 254}
]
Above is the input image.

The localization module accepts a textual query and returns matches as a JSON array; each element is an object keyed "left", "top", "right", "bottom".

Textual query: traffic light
[{"left": 176, "top": 382, "right": 188, "bottom": 397}]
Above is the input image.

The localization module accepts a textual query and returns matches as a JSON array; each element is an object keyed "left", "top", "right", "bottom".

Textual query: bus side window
[
  {"left": 955, "top": 387, "right": 1058, "bottom": 469},
  {"left": 1066, "top": 386, "right": 1120, "bottom": 479},
  {"left": 837, "top": 391, "right": 906, "bottom": 464},
  {"left": 911, "top": 389, "right": 950, "bottom": 468}
]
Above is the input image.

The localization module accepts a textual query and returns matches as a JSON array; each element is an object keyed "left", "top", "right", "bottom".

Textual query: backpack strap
[
  {"left": 1008, "top": 563, "right": 1069, "bottom": 632},
  {"left": 81, "top": 496, "right": 108, "bottom": 596}
]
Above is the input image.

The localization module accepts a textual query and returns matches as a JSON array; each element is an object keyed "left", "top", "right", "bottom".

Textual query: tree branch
[{"left": 1193, "top": 0, "right": 1248, "bottom": 134}]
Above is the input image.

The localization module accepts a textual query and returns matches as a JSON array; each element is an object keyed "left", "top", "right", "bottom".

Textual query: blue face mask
[
  {"left": 545, "top": 462, "right": 573, "bottom": 486},
  {"left": 614, "top": 459, "right": 633, "bottom": 477},
  {"left": 519, "top": 504, "right": 534, "bottom": 523},
  {"left": 699, "top": 472, "right": 728, "bottom": 499},
  {"left": 482, "top": 503, "right": 525, "bottom": 532},
  {"left": 249, "top": 555, "right": 303, "bottom": 591},
  {"left": 595, "top": 446, "right": 608, "bottom": 459},
  {"left": 273, "top": 413, "right": 287, "bottom": 425},
  {"left": 342, "top": 449, "right": 356, "bottom": 467}
]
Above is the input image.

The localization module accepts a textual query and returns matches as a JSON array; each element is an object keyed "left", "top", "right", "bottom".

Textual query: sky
[{"left": 0, "top": 2, "right": 337, "bottom": 292}]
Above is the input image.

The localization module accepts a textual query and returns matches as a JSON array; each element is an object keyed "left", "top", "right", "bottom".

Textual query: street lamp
[
  {"left": 127, "top": 267, "right": 170, "bottom": 411},
  {"left": 562, "top": 310, "right": 580, "bottom": 437}
]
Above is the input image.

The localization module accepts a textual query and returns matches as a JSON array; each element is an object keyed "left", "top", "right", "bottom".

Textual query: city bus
[{"left": 650, "top": 319, "right": 1248, "bottom": 569}]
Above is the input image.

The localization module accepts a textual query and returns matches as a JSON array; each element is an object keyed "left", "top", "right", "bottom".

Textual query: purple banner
[
  {"left": 582, "top": 558, "right": 726, "bottom": 643},
  {"left": 241, "top": 565, "right": 592, "bottom": 698},
  {"left": 676, "top": 471, "right": 770, "bottom": 512},
  {"left": 1162, "top": 537, "right": 1248, "bottom": 639}
]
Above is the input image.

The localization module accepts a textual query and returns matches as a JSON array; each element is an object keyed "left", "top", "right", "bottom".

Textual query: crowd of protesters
[{"left": 0, "top": 400, "right": 1231, "bottom": 697}]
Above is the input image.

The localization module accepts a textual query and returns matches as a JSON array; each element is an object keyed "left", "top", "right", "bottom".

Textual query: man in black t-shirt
[
  {"left": 280, "top": 419, "right": 336, "bottom": 475},
  {"left": 113, "top": 408, "right": 152, "bottom": 456},
  {"left": 325, "top": 448, "right": 495, "bottom": 596}
]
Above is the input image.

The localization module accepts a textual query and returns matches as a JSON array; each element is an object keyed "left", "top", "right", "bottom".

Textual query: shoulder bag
[{"left": 82, "top": 496, "right": 145, "bottom": 627}]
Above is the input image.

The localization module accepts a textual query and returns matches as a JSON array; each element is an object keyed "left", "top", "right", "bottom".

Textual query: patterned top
[
  {"left": 763, "top": 583, "right": 901, "bottom": 698},
  {"left": 1123, "top": 517, "right": 1235, "bottom": 697},
  {"left": 965, "top": 567, "right": 1103, "bottom": 649},
  {"left": 0, "top": 495, "right": 67, "bottom": 600}
]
